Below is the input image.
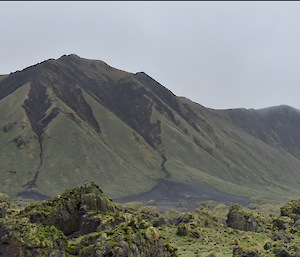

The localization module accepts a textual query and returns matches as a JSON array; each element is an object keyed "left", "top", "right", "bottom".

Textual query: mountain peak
[{"left": 1, "top": 55, "right": 300, "bottom": 206}]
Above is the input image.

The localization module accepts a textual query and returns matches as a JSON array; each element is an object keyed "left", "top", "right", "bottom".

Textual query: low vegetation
[{"left": 1, "top": 182, "right": 300, "bottom": 256}]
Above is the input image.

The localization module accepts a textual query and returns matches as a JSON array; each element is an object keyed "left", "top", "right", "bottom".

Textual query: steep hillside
[{"left": 1, "top": 54, "right": 300, "bottom": 205}]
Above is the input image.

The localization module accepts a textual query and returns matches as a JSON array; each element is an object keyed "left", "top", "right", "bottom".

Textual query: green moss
[
  {"left": 78, "top": 244, "right": 94, "bottom": 256},
  {"left": 0, "top": 217, "right": 67, "bottom": 251}
]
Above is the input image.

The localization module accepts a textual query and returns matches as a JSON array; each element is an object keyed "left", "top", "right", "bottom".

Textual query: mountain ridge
[{"left": 1, "top": 54, "right": 300, "bottom": 206}]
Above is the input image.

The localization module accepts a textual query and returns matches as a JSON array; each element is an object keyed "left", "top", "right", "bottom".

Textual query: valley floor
[{"left": 115, "top": 178, "right": 249, "bottom": 213}]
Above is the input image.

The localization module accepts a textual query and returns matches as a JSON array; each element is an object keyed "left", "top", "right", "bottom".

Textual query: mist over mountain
[{"left": 1, "top": 54, "right": 300, "bottom": 205}]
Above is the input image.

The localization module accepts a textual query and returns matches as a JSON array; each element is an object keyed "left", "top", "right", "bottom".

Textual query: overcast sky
[{"left": 1, "top": 1, "right": 300, "bottom": 110}]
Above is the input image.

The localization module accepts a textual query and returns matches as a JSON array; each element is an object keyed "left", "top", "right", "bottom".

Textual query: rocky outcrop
[
  {"left": 3, "top": 122, "right": 14, "bottom": 132},
  {"left": 0, "top": 193, "right": 12, "bottom": 219},
  {"left": 16, "top": 181, "right": 112, "bottom": 236},
  {"left": 90, "top": 225, "right": 177, "bottom": 257},
  {"left": 0, "top": 217, "right": 67, "bottom": 257},
  {"left": 227, "top": 204, "right": 256, "bottom": 232},
  {"left": 233, "top": 247, "right": 259, "bottom": 257},
  {"left": 0, "top": 182, "right": 178, "bottom": 257},
  {"left": 281, "top": 199, "right": 300, "bottom": 222}
]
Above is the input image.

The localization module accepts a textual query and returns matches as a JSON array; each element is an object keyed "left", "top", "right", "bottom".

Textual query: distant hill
[{"left": 1, "top": 54, "right": 300, "bottom": 205}]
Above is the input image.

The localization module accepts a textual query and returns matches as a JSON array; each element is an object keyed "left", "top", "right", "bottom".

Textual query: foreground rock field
[{"left": 1, "top": 182, "right": 300, "bottom": 256}]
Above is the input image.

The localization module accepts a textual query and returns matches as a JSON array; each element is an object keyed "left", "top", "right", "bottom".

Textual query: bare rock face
[{"left": 0, "top": 182, "right": 178, "bottom": 257}]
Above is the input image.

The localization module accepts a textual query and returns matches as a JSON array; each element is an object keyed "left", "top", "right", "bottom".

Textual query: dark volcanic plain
[{"left": 115, "top": 178, "right": 249, "bottom": 213}]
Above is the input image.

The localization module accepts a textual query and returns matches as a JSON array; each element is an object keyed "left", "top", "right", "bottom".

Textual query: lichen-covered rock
[
  {"left": 91, "top": 226, "right": 177, "bottom": 257},
  {"left": 174, "top": 210, "right": 219, "bottom": 230},
  {"left": 176, "top": 223, "right": 188, "bottom": 236},
  {"left": 0, "top": 193, "right": 12, "bottom": 218},
  {"left": 0, "top": 217, "right": 67, "bottom": 257},
  {"left": 147, "top": 199, "right": 158, "bottom": 205},
  {"left": 163, "top": 209, "right": 182, "bottom": 225},
  {"left": 198, "top": 200, "right": 218, "bottom": 211},
  {"left": 136, "top": 206, "right": 160, "bottom": 222},
  {"left": 272, "top": 247, "right": 300, "bottom": 257},
  {"left": 233, "top": 247, "right": 259, "bottom": 257},
  {"left": 16, "top": 181, "right": 114, "bottom": 236},
  {"left": 123, "top": 202, "right": 145, "bottom": 212},
  {"left": 273, "top": 216, "right": 294, "bottom": 231},
  {"left": 71, "top": 215, "right": 178, "bottom": 257},
  {"left": 281, "top": 200, "right": 300, "bottom": 222},
  {"left": 174, "top": 211, "right": 219, "bottom": 239},
  {"left": 227, "top": 204, "right": 256, "bottom": 232},
  {"left": 0, "top": 182, "right": 178, "bottom": 257},
  {"left": 153, "top": 217, "right": 166, "bottom": 227}
]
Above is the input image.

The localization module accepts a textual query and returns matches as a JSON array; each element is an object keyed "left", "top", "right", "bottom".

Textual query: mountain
[{"left": 1, "top": 54, "right": 300, "bottom": 205}]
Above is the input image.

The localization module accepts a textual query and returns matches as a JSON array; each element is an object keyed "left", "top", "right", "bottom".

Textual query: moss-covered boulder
[
  {"left": 233, "top": 247, "right": 260, "bottom": 257},
  {"left": 162, "top": 209, "right": 182, "bottom": 226},
  {"left": 91, "top": 225, "right": 178, "bottom": 257},
  {"left": 0, "top": 193, "right": 12, "bottom": 218},
  {"left": 0, "top": 182, "right": 179, "bottom": 257},
  {"left": 281, "top": 200, "right": 300, "bottom": 222},
  {"left": 122, "top": 202, "right": 146, "bottom": 212},
  {"left": 198, "top": 200, "right": 218, "bottom": 211},
  {"left": 0, "top": 217, "right": 67, "bottom": 256},
  {"left": 136, "top": 206, "right": 161, "bottom": 222},
  {"left": 273, "top": 216, "right": 294, "bottom": 231},
  {"left": 15, "top": 181, "right": 113, "bottom": 236},
  {"left": 227, "top": 204, "right": 256, "bottom": 232},
  {"left": 174, "top": 210, "right": 220, "bottom": 239},
  {"left": 67, "top": 213, "right": 178, "bottom": 257}
]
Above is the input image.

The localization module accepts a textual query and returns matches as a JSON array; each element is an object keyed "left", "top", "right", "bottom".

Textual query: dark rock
[
  {"left": 272, "top": 232, "right": 283, "bottom": 241},
  {"left": 79, "top": 212, "right": 102, "bottom": 235},
  {"left": 233, "top": 247, "right": 245, "bottom": 256},
  {"left": 273, "top": 246, "right": 300, "bottom": 257},
  {"left": 174, "top": 215, "right": 191, "bottom": 225},
  {"left": 274, "top": 248, "right": 291, "bottom": 257},
  {"left": 0, "top": 217, "right": 67, "bottom": 256},
  {"left": 272, "top": 232, "right": 291, "bottom": 243},
  {"left": 288, "top": 245, "right": 300, "bottom": 253},
  {"left": 264, "top": 242, "right": 271, "bottom": 250},
  {"left": 3, "top": 122, "right": 13, "bottom": 132},
  {"left": 152, "top": 217, "right": 165, "bottom": 227},
  {"left": 281, "top": 200, "right": 300, "bottom": 222},
  {"left": 274, "top": 218, "right": 288, "bottom": 230},
  {"left": 190, "top": 230, "right": 200, "bottom": 238},
  {"left": 0, "top": 193, "right": 12, "bottom": 219},
  {"left": 176, "top": 223, "right": 188, "bottom": 236},
  {"left": 227, "top": 204, "right": 256, "bottom": 232},
  {"left": 16, "top": 181, "right": 110, "bottom": 236},
  {"left": 12, "top": 135, "right": 28, "bottom": 147},
  {"left": 137, "top": 206, "right": 160, "bottom": 222},
  {"left": 233, "top": 247, "right": 259, "bottom": 257},
  {"left": 88, "top": 225, "right": 177, "bottom": 257},
  {"left": 273, "top": 216, "right": 294, "bottom": 231}
]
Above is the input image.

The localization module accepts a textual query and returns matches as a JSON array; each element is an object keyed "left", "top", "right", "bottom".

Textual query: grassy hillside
[{"left": 0, "top": 54, "right": 300, "bottom": 207}]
